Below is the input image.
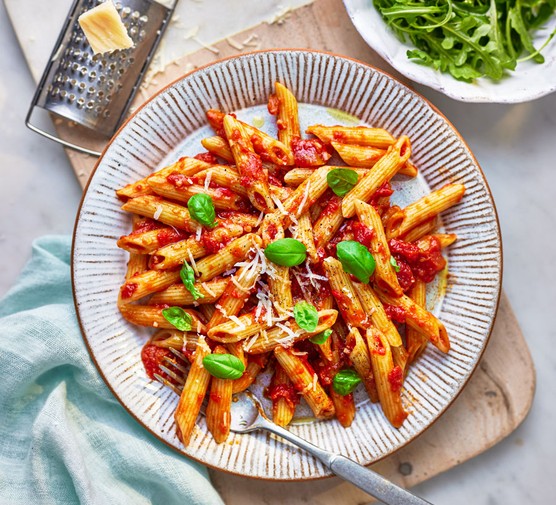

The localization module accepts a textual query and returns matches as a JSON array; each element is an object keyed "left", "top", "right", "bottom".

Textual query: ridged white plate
[
  {"left": 72, "top": 50, "right": 502, "bottom": 480},
  {"left": 344, "top": 0, "right": 556, "bottom": 103}
]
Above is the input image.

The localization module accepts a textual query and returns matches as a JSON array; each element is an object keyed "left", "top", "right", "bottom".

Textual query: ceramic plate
[
  {"left": 72, "top": 50, "right": 502, "bottom": 480},
  {"left": 343, "top": 0, "right": 556, "bottom": 103}
]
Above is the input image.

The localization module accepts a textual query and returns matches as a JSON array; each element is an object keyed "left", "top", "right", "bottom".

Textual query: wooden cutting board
[{"left": 10, "top": 0, "right": 535, "bottom": 502}]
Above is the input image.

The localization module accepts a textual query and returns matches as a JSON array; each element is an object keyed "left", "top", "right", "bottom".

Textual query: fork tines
[{"left": 153, "top": 349, "right": 188, "bottom": 395}]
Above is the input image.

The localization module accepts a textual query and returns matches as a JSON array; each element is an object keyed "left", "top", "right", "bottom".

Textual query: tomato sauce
[
  {"left": 156, "top": 228, "right": 186, "bottom": 247},
  {"left": 388, "top": 365, "right": 404, "bottom": 393},
  {"left": 166, "top": 172, "right": 190, "bottom": 189},
  {"left": 130, "top": 219, "right": 159, "bottom": 235},
  {"left": 194, "top": 152, "right": 218, "bottom": 164},
  {"left": 291, "top": 137, "right": 331, "bottom": 167},
  {"left": 268, "top": 383, "right": 300, "bottom": 409},
  {"left": 369, "top": 334, "right": 386, "bottom": 355},
  {"left": 239, "top": 152, "right": 264, "bottom": 189},
  {"left": 206, "top": 109, "right": 235, "bottom": 138},
  {"left": 352, "top": 222, "right": 374, "bottom": 248},
  {"left": 384, "top": 303, "right": 406, "bottom": 323},
  {"left": 200, "top": 230, "right": 229, "bottom": 254},
  {"left": 389, "top": 236, "right": 446, "bottom": 285},
  {"left": 267, "top": 94, "right": 280, "bottom": 115},
  {"left": 395, "top": 259, "right": 415, "bottom": 292},
  {"left": 141, "top": 344, "right": 175, "bottom": 380},
  {"left": 120, "top": 282, "right": 138, "bottom": 299}
]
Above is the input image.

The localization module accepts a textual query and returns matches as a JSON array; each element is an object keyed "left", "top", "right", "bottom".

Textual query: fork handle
[{"left": 260, "top": 421, "right": 431, "bottom": 505}]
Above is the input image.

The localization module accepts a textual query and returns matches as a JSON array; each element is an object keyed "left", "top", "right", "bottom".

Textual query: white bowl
[{"left": 344, "top": 0, "right": 556, "bottom": 103}]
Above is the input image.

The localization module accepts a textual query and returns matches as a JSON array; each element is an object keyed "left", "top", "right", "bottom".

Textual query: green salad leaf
[{"left": 373, "top": 0, "right": 556, "bottom": 81}]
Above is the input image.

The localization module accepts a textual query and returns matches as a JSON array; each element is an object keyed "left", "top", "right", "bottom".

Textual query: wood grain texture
[
  {"left": 62, "top": 0, "right": 409, "bottom": 187},
  {"left": 64, "top": 0, "right": 534, "bottom": 499}
]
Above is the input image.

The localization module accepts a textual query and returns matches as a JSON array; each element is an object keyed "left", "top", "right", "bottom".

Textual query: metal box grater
[{"left": 26, "top": 0, "right": 178, "bottom": 156}]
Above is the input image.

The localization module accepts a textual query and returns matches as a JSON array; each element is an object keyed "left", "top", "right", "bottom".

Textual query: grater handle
[{"left": 26, "top": 105, "right": 102, "bottom": 157}]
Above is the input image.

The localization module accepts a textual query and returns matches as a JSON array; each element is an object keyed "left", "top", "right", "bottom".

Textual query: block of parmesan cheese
[{"left": 78, "top": 1, "right": 134, "bottom": 55}]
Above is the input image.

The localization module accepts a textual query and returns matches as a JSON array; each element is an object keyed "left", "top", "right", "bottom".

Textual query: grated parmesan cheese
[
  {"left": 242, "top": 34, "right": 260, "bottom": 48},
  {"left": 229, "top": 315, "right": 246, "bottom": 331},
  {"left": 243, "top": 333, "right": 260, "bottom": 352},
  {"left": 195, "top": 225, "right": 202, "bottom": 241},
  {"left": 215, "top": 304, "right": 228, "bottom": 317},
  {"left": 204, "top": 170, "right": 212, "bottom": 191},
  {"left": 187, "top": 249, "right": 199, "bottom": 276},
  {"left": 298, "top": 181, "right": 311, "bottom": 215},
  {"left": 192, "top": 36, "right": 220, "bottom": 54},
  {"left": 231, "top": 276, "right": 251, "bottom": 293},
  {"left": 254, "top": 210, "right": 265, "bottom": 227},
  {"left": 226, "top": 37, "right": 243, "bottom": 50},
  {"left": 201, "top": 282, "right": 216, "bottom": 297},
  {"left": 153, "top": 205, "right": 163, "bottom": 220}
]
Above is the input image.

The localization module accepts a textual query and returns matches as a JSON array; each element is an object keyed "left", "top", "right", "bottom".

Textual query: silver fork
[{"left": 156, "top": 349, "right": 432, "bottom": 505}]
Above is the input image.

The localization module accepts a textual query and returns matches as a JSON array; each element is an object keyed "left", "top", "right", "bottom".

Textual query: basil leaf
[
  {"left": 390, "top": 256, "right": 400, "bottom": 273},
  {"left": 293, "top": 301, "right": 319, "bottom": 332},
  {"left": 187, "top": 193, "right": 217, "bottom": 228},
  {"left": 309, "top": 329, "right": 332, "bottom": 345},
  {"left": 332, "top": 369, "right": 362, "bottom": 396},
  {"left": 336, "top": 240, "right": 376, "bottom": 283},
  {"left": 327, "top": 168, "right": 359, "bottom": 197},
  {"left": 264, "top": 238, "right": 307, "bottom": 267},
  {"left": 180, "top": 261, "right": 204, "bottom": 301},
  {"left": 202, "top": 354, "right": 245, "bottom": 380},
  {"left": 162, "top": 307, "right": 193, "bottom": 331}
]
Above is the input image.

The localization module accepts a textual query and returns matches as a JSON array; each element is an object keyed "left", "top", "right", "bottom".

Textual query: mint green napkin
[{"left": 0, "top": 236, "right": 224, "bottom": 505}]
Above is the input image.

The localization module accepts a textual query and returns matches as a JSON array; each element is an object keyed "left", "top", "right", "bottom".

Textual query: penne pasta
[
  {"left": 175, "top": 336, "right": 212, "bottom": 445},
  {"left": 148, "top": 279, "right": 229, "bottom": 306},
  {"left": 269, "top": 363, "right": 298, "bottom": 427},
  {"left": 232, "top": 354, "right": 269, "bottom": 393},
  {"left": 121, "top": 195, "right": 198, "bottom": 232},
  {"left": 205, "top": 346, "right": 233, "bottom": 443},
  {"left": 243, "top": 309, "right": 338, "bottom": 354},
  {"left": 118, "top": 269, "right": 181, "bottom": 305},
  {"left": 116, "top": 157, "right": 210, "bottom": 201},
  {"left": 323, "top": 257, "right": 368, "bottom": 328},
  {"left": 346, "top": 327, "right": 379, "bottom": 403},
  {"left": 389, "top": 184, "right": 466, "bottom": 239},
  {"left": 272, "top": 82, "right": 300, "bottom": 157},
  {"left": 354, "top": 199, "right": 403, "bottom": 297},
  {"left": 274, "top": 346, "right": 335, "bottom": 420},
  {"left": 201, "top": 135, "right": 234, "bottom": 163},
  {"left": 331, "top": 142, "right": 417, "bottom": 177},
  {"left": 149, "top": 222, "right": 246, "bottom": 271},
  {"left": 306, "top": 124, "right": 396, "bottom": 149},
  {"left": 195, "top": 234, "right": 262, "bottom": 282},
  {"left": 223, "top": 114, "right": 274, "bottom": 212},
  {"left": 117, "top": 83, "right": 463, "bottom": 444},
  {"left": 376, "top": 290, "right": 450, "bottom": 353},
  {"left": 366, "top": 327, "right": 408, "bottom": 428},
  {"left": 341, "top": 136, "right": 412, "bottom": 218},
  {"left": 351, "top": 282, "right": 403, "bottom": 347},
  {"left": 207, "top": 264, "right": 262, "bottom": 329},
  {"left": 405, "top": 280, "right": 428, "bottom": 368},
  {"left": 119, "top": 304, "right": 206, "bottom": 333}
]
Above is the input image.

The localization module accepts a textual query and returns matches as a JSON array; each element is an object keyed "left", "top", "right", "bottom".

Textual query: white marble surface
[{"left": 1, "top": 1, "right": 555, "bottom": 504}]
